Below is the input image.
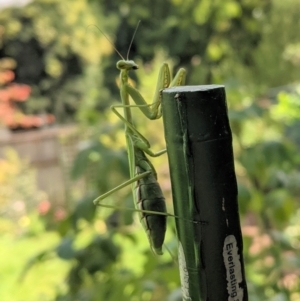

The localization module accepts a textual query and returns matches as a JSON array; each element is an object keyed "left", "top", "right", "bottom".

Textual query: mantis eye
[{"left": 116, "top": 61, "right": 126, "bottom": 69}]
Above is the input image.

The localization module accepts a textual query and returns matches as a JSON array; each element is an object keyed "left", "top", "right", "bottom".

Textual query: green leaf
[{"left": 56, "top": 237, "right": 75, "bottom": 260}]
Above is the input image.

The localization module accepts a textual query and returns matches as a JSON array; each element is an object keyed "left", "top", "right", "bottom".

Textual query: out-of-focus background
[{"left": 0, "top": 0, "right": 299, "bottom": 300}]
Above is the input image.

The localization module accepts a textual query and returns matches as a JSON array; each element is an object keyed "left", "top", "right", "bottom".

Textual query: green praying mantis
[{"left": 93, "top": 23, "right": 186, "bottom": 255}]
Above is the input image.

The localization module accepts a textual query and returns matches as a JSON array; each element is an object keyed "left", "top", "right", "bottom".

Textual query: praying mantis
[{"left": 93, "top": 23, "right": 186, "bottom": 255}]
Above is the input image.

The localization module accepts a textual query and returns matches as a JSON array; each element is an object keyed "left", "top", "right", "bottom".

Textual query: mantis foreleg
[{"left": 124, "top": 63, "right": 186, "bottom": 120}]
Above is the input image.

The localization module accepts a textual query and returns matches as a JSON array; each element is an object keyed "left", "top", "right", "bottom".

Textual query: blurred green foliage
[
  {"left": 0, "top": 148, "right": 47, "bottom": 217},
  {"left": 1, "top": 0, "right": 300, "bottom": 300}
]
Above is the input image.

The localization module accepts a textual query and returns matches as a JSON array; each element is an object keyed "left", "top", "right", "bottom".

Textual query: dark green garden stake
[{"left": 162, "top": 85, "right": 248, "bottom": 301}]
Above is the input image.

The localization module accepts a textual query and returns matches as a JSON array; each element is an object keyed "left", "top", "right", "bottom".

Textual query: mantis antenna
[
  {"left": 126, "top": 20, "right": 141, "bottom": 60},
  {"left": 86, "top": 24, "right": 125, "bottom": 60},
  {"left": 87, "top": 21, "right": 141, "bottom": 61}
]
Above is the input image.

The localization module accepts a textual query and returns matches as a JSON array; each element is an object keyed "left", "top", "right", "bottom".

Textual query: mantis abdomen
[{"left": 135, "top": 165, "right": 167, "bottom": 255}]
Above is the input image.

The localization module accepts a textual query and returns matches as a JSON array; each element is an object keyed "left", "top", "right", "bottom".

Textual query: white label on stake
[
  {"left": 178, "top": 242, "right": 192, "bottom": 301},
  {"left": 223, "top": 235, "right": 244, "bottom": 301}
]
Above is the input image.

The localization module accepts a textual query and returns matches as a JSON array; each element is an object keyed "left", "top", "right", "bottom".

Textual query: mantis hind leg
[
  {"left": 93, "top": 171, "right": 151, "bottom": 205},
  {"left": 93, "top": 171, "right": 175, "bottom": 217}
]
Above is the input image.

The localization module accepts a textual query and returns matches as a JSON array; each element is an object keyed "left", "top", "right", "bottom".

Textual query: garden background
[{"left": 0, "top": 0, "right": 300, "bottom": 300}]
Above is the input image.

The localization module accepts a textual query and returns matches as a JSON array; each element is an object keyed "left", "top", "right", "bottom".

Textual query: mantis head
[{"left": 116, "top": 60, "right": 139, "bottom": 71}]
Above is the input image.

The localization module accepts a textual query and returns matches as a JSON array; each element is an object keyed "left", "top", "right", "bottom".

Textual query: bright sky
[{"left": 0, "top": 0, "right": 31, "bottom": 9}]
